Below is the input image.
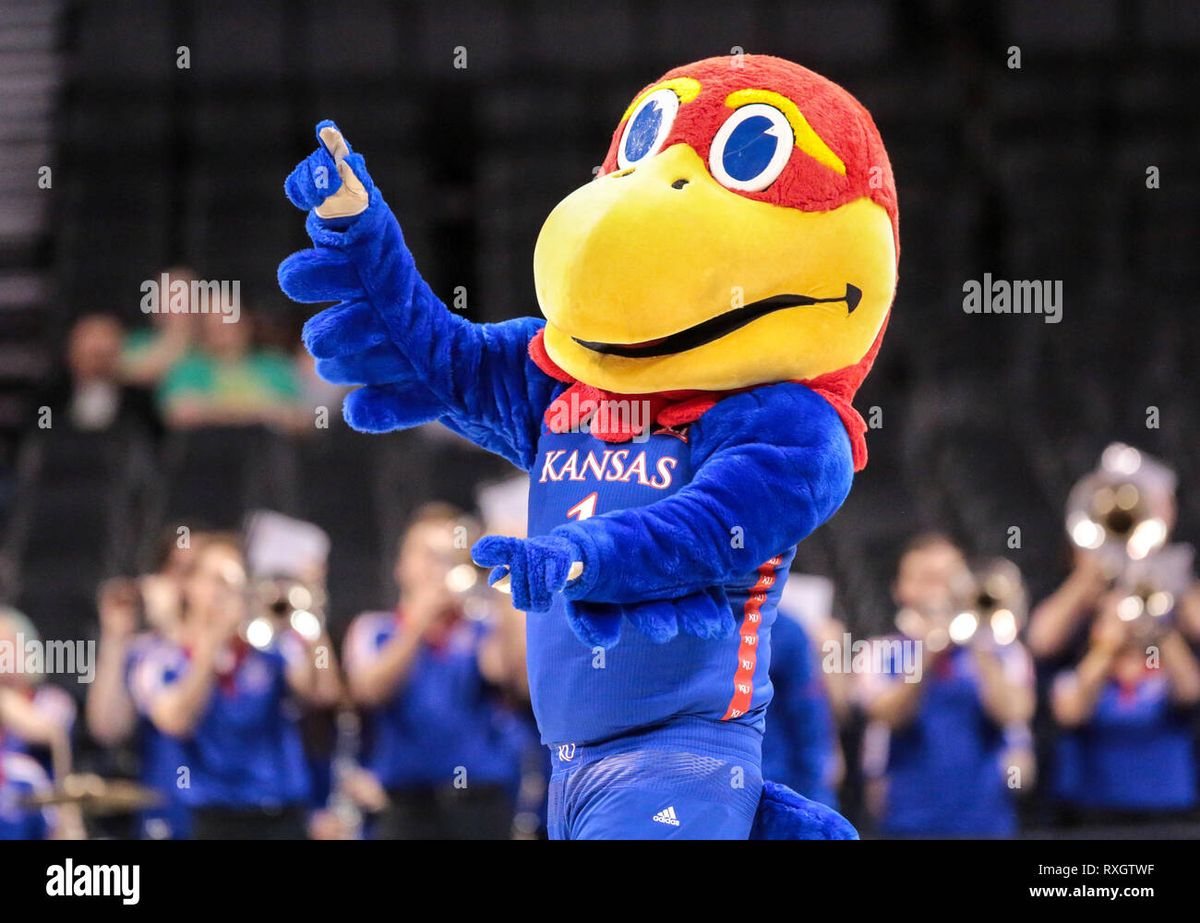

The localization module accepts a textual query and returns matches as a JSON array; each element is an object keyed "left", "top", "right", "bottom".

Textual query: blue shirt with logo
[
  {"left": 133, "top": 638, "right": 311, "bottom": 809},
  {"left": 0, "top": 750, "right": 52, "bottom": 840},
  {"left": 125, "top": 634, "right": 192, "bottom": 837},
  {"left": 525, "top": 423, "right": 798, "bottom": 746},
  {"left": 877, "top": 644, "right": 1020, "bottom": 836},
  {"left": 346, "top": 612, "right": 525, "bottom": 789},
  {"left": 1053, "top": 672, "right": 1196, "bottom": 812}
]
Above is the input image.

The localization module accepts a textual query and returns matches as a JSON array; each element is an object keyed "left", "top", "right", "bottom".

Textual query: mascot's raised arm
[{"left": 279, "top": 54, "right": 898, "bottom": 840}]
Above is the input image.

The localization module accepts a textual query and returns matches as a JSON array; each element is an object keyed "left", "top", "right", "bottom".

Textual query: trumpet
[
  {"left": 893, "top": 557, "right": 1026, "bottom": 650},
  {"left": 1111, "top": 543, "right": 1194, "bottom": 639},
  {"left": 1066, "top": 443, "right": 1175, "bottom": 578},
  {"left": 945, "top": 558, "right": 1027, "bottom": 647},
  {"left": 242, "top": 577, "right": 326, "bottom": 650},
  {"left": 427, "top": 514, "right": 500, "bottom": 621}
]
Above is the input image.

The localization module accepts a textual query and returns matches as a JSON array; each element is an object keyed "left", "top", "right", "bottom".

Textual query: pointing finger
[{"left": 319, "top": 125, "right": 350, "bottom": 162}]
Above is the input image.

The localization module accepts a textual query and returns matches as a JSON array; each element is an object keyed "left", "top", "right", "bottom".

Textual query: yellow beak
[{"left": 533, "top": 143, "right": 896, "bottom": 394}]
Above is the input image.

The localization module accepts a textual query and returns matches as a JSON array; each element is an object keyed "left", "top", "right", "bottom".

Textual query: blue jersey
[
  {"left": 125, "top": 634, "right": 192, "bottom": 838},
  {"left": 867, "top": 643, "right": 1026, "bottom": 837},
  {"left": 345, "top": 611, "right": 525, "bottom": 789},
  {"left": 0, "top": 685, "right": 76, "bottom": 779},
  {"left": 0, "top": 750, "right": 52, "bottom": 840},
  {"left": 525, "top": 425, "right": 791, "bottom": 746},
  {"left": 133, "top": 638, "right": 311, "bottom": 810},
  {"left": 1052, "top": 672, "right": 1196, "bottom": 812}
]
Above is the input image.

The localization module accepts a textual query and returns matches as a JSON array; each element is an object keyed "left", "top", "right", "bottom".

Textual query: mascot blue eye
[
  {"left": 617, "top": 88, "right": 679, "bottom": 170},
  {"left": 708, "top": 104, "right": 795, "bottom": 192}
]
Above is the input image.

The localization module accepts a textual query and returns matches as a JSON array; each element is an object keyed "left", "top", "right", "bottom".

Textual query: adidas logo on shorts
[{"left": 652, "top": 806, "right": 681, "bottom": 827}]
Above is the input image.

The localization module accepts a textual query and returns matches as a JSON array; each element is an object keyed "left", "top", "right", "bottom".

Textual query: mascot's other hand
[
  {"left": 473, "top": 535, "right": 581, "bottom": 613},
  {"left": 284, "top": 120, "right": 374, "bottom": 219},
  {"left": 564, "top": 589, "right": 737, "bottom": 650}
]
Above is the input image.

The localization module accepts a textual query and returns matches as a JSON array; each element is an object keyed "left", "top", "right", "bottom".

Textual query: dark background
[{"left": 1, "top": 0, "right": 1199, "bottom": 646}]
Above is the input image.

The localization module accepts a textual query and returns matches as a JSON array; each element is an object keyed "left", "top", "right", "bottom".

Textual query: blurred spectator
[
  {"left": 39, "top": 314, "right": 160, "bottom": 436},
  {"left": 130, "top": 535, "right": 335, "bottom": 838},
  {"left": 1050, "top": 592, "right": 1200, "bottom": 825},
  {"left": 859, "top": 534, "right": 1035, "bottom": 837},
  {"left": 344, "top": 504, "right": 526, "bottom": 840},
  {"left": 86, "top": 529, "right": 199, "bottom": 839},
  {"left": 158, "top": 310, "right": 302, "bottom": 431},
  {"left": 762, "top": 608, "right": 840, "bottom": 808},
  {"left": 0, "top": 607, "right": 76, "bottom": 783},
  {"left": 122, "top": 266, "right": 198, "bottom": 388}
]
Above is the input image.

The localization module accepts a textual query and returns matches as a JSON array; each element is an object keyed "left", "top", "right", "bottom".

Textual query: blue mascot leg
[{"left": 750, "top": 780, "right": 859, "bottom": 840}]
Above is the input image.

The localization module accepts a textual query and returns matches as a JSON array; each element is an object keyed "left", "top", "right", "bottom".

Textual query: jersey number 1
[{"left": 566, "top": 492, "right": 598, "bottom": 522}]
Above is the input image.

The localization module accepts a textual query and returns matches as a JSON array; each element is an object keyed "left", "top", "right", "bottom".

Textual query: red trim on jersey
[
  {"left": 183, "top": 638, "right": 250, "bottom": 695},
  {"left": 721, "top": 555, "right": 782, "bottom": 721},
  {"left": 394, "top": 605, "right": 462, "bottom": 652}
]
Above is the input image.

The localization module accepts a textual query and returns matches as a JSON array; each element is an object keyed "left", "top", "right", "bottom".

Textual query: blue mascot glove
[
  {"left": 284, "top": 120, "right": 375, "bottom": 218},
  {"left": 472, "top": 534, "right": 735, "bottom": 649},
  {"left": 279, "top": 121, "right": 447, "bottom": 433},
  {"left": 564, "top": 589, "right": 737, "bottom": 650},
  {"left": 473, "top": 534, "right": 582, "bottom": 613}
]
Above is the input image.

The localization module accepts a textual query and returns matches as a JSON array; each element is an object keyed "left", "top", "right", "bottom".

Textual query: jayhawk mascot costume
[{"left": 280, "top": 55, "right": 897, "bottom": 840}]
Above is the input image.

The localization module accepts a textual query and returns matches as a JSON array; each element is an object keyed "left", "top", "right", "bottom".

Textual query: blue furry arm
[
  {"left": 554, "top": 383, "right": 854, "bottom": 603},
  {"left": 279, "top": 122, "right": 557, "bottom": 470}
]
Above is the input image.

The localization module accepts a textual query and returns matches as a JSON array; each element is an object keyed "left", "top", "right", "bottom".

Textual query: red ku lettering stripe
[{"left": 721, "top": 555, "right": 781, "bottom": 721}]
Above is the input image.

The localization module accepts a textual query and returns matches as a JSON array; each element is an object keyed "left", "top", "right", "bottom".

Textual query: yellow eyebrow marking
[
  {"left": 620, "top": 77, "right": 702, "bottom": 123},
  {"left": 724, "top": 88, "right": 846, "bottom": 176}
]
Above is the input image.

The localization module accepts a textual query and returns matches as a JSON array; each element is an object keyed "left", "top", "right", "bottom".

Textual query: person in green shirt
[{"left": 159, "top": 309, "right": 303, "bottom": 431}]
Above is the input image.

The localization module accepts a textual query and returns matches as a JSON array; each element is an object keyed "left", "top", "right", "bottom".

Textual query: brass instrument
[
  {"left": 1112, "top": 543, "right": 1194, "bottom": 639},
  {"left": 241, "top": 511, "right": 331, "bottom": 649},
  {"left": 22, "top": 774, "right": 163, "bottom": 816},
  {"left": 946, "top": 558, "right": 1027, "bottom": 647},
  {"left": 242, "top": 577, "right": 326, "bottom": 650},
  {"left": 1066, "top": 443, "right": 1175, "bottom": 577},
  {"left": 418, "top": 511, "right": 499, "bottom": 621},
  {"left": 1064, "top": 443, "right": 1193, "bottom": 639}
]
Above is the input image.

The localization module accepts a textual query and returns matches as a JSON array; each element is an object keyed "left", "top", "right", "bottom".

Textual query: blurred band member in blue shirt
[
  {"left": 134, "top": 535, "right": 339, "bottom": 839},
  {"left": 87, "top": 531, "right": 201, "bottom": 839},
  {"left": 344, "top": 504, "right": 526, "bottom": 840},
  {"left": 859, "top": 534, "right": 1035, "bottom": 837},
  {"left": 0, "top": 747, "right": 55, "bottom": 840},
  {"left": 1052, "top": 590, "right": 1200, "bottom": 825}
]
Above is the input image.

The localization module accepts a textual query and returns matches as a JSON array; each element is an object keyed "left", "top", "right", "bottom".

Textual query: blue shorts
[{"left": 547, "top": 718, "right": 763, "bottom": 840}]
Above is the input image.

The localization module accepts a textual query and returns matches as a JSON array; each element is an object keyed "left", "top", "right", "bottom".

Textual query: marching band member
[
  {"left": 1051, "top": 590, "right": 1200, "bottom": 825},
  {"left": 859, "top": 534, "right": 1034, "bottom": 837},
  {"left": 0, "top": 746, "right": 56, "bottom": 840},
  {"left": 344, "top": 504, "right": 526, "bottom": 839},
  {"left": 133, "top": 535, "right": 335, "bottom": 839},
  {"left": 87, "top": 530, "right": 198, "bottom": 839}
]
